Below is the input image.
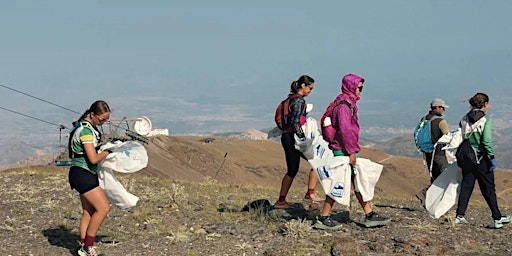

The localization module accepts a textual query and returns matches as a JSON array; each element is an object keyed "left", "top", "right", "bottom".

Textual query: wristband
[{"left": 107, "top": 149, "right": 113, "bottom": 154}]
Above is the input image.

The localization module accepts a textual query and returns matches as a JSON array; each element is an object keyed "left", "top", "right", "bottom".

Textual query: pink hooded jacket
[{"left": 325, "top": 73, "right": 364, "bottom": 154}]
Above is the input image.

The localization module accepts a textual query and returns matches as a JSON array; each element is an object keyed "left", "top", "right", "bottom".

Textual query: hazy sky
[{"left": 1, "top": 1, "right": 512, "bottom": 148}]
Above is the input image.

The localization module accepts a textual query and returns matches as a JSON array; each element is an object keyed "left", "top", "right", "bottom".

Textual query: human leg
[
  {"left": 313, "top": 196, "right": 343, "bottom": 230},
  {"left": 305, "top": 169, "right": 323, "bottom": 201},
  {"left": 81, "top": 186, "right": 110, "bottom": 248},
  {"left": 276, "top": 133, "right": 301, "bottom": 205},
  {"left": 456, "top": 168, "right": 476, "bottom": 217},
  {"left": 475, "top": 160, "right": 502, "bottom": 220},
  {"left": 431, "top": 154, "right": 448, "bottom": 183},
  {"left": 79, "top": 196, "right": 94, "bottom": 244},
  {"left": 352, "top": 171, "right": 390, "bottom": 227}
]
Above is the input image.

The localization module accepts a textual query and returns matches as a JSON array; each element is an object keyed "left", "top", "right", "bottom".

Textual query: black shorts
[{"left": 69, "top": 166, "right": 99, "bottom": 194}]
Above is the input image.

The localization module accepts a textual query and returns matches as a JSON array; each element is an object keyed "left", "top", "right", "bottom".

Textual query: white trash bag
[
  {"left": 309, "top": 157, "right": 352, "bottom": 206},
  {"left": 100, "top": 141, "right": 148, "bottom": 173},
  {"left": 98, "top": 167, "right": 139, "bottom": 210}
]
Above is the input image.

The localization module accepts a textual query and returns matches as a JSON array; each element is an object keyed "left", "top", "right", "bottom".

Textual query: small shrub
[{"left": 281, "top": 218, "right": 311, "bottom": 239}]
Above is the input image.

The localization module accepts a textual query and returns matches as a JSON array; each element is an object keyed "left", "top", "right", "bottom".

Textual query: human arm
[
  {"left": 439, "top": 119, "right": 449, "bottom": 135},
  {"left": 482, "top": 117, "right": 495, "bottom": 158},
  {"left": 83, "top": 143, "right": 111, "bottom": 164},
  {"left": 290, "top": 97, "right": 306, "bottom": 139}
]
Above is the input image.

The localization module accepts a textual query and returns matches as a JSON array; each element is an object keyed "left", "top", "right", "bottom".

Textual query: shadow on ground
[{"left": 42, "top": 226, "right": 109, "bottom": 255}]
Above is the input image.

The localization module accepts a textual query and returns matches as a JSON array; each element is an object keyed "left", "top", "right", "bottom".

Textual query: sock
[
  {"left": 80, "top": 238, "right": 85, "bottom": 245},
  {"left": 307, "top": 189, "right": 315, "bottom": 195},
  {"left": 278, "top": 195, "right": 286, "bottom": 202},
  {"left": 456, "top": 214, "right": 464, "bottom": 218},
  {"left": 85, "top": 235, "right": 95, "bottom": 249}
]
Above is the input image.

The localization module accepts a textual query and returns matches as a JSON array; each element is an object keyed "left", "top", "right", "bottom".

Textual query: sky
[{"left": 1, "top": 1, "right": 512, "bottom": 150}]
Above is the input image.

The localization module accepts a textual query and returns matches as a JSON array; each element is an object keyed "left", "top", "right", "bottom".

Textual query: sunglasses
[
  {"left": 94, "top": 113, "right": 110, "bottom": 123},
  {"left": 358, "top": 86, "right": 364, "bottom": 92}
]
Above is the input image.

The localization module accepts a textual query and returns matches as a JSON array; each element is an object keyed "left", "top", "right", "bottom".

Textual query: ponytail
[
  {"left": 289, "top": 75, "right": 315, "bottom": 93},
  {"left": 72, "top": 100, "right": 111, "bottom": 126}
]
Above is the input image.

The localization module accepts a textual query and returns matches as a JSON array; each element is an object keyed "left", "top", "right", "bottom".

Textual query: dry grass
[{"left": 2, "top": 166, "right": 512, "bottom": 256}]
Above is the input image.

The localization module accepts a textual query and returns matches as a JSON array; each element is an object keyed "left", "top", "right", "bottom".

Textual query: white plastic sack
[
  {"left": 425, "top": 164, "right": 462, "bottom": 218},
  {"left": 98, "top": 167, "right": 139, "bottom": 210},
  {"left": 100, "top": 141, "right": 148, "bottom": 173},
  {"left": 309, "top": 157, "right": 352, "bottom": 206},
  {"left": 353, "top": 159, "right": 383, "bottom": 202},
  {"left": 439, "top": 128, "right": 462, "bottom": 164}
]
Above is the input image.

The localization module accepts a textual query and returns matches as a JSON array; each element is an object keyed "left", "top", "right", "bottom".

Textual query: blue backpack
[{"left": 414, "top": 116, "right": 441, "bottom": 153}]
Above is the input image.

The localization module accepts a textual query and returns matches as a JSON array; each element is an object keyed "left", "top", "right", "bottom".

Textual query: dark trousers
[
  {"left": 456, "top": 158, "right": 502, "bottom": 220},
  {"left": 425, "top": 152, "right": 448, "bottom": 184},
  {"left": 281, "top": 133, "right": 306, "bottom": 179}
]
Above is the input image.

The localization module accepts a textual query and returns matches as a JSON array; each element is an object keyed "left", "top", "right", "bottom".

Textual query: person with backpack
[
  {"left": 454, "top": 93, "right": 511, "bottom": 229},
  {"left": 414, "top": 98, "right": 450, "bottom": 204},
  {"left": 68, "top": 100, "right": 112, "bottom": 256},
  {"left": 315, "top": 73, "right": 390, "bottom": 229},
  {"left": 274, "top": 75, "right": 322, "bottom": 209}
]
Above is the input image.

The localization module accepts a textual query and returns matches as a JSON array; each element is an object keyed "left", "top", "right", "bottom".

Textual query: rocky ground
[{"left": 2, "top": 166, "right": 512, "bottom": 256}]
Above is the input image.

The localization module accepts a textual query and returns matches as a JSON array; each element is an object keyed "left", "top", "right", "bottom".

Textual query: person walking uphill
[
  {"left": 454, "top": 93, "right": 511, "bottom": 229},
  {"left": 68, "top": 100, "right": 113, "bottom": 256},
  {"left": 274, "top": 75, "right": 322, "bottom": 209},
  {"left": 315, "top": 73, "right": 390, "bottom": 229}
]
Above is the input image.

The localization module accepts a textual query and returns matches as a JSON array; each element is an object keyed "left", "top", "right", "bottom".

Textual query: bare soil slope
[{"left": 141, "top": 135, "right": 512, "bottom": 205}]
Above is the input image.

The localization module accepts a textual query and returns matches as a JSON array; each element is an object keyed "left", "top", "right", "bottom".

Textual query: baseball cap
[{"left": 430, "top": 98, "right": 449, "bottom": 108}]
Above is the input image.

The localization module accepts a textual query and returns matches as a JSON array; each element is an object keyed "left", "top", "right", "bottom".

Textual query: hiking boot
[
  {"left": 362, "top": 212, "right": 391, "bottom": 228},
  {"left": 78, "top": 246, "right": 99, "bottom": 256},
  {"left": 304, "top": 193, "right": 324, "bottom": 202},
  {"left": 454, "top": 216, "right": 469, "bottom": 224},
  {"left": 313, "top": 215, "right": 343, "bottom": 230},
  {"left": 494, "top": 216, "right": 512, "bottom": 229},
  {"left": 415, "top": 187, "right": 427, "bottom": 206},
  {"left": 273, "top": 200, "right": 290, "bottom": 209}
]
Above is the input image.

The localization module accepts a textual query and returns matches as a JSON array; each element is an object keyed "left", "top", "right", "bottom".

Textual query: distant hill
[{"left": 372, "top": 133, "right": 512, "bottom": 170}]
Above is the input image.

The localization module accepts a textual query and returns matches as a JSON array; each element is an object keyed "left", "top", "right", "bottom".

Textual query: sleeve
[
  {"left": 290, "top": 97, "right": 306, "bottom": 139},
  {"left": 439, "top": 119, "right": 449, "bottom": 135},
  {"left": 482, "top": 117, "right": 494, "bottom": 157},
  {"left": 335, "top": 103, "right": 358, "bottom": 154},
  {"left": 79, "top": 127, "right": 95, "bottom": 144}
]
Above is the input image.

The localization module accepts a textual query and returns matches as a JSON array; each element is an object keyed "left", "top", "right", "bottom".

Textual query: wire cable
[
  {"left": 0, "top": 83, "right": 81, "bottom": 114},
  {"left": 0, "top": 106, "right": 68, "bottom": 129}
]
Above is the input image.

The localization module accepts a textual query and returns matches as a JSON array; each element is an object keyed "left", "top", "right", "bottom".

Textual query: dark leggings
[
  {"left": 281, "top": 132, "right": 306, "bottom": 179},
  {"left": 456, "top": 158, "right": 502, "bottom": 220}
]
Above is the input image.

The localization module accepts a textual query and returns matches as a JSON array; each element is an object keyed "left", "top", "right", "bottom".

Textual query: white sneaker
[
  {"left": 454, "top": 216, "right": 469, "bottom": 224},
  {"left": 78, "top": 246, "right": 99, "bottom": 256},
  {"left": 494, "top": 215, "right": 512, "bottom": 229}
]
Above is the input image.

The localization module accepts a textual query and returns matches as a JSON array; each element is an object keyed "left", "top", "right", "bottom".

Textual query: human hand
[
  {"left": 349, "top": 154, "right": 357, "bottom": 165},
  {"left": 490, "top": 159, "right": 497, "bottom": 171}
]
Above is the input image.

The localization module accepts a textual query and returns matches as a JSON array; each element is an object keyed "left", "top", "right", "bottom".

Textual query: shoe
[
  {"left": 76, "top": 241, "right": 85, "bottom": 255},
  {"left": 78, "top": 246, "right": 99, "bottom": 256},
  {"left": 494, "top": 215, "right": 512, "bottom": 229},
  {"left": 304, "top": 193, "right": 324, "bottom": 202},
  {"left": 313, "top": 215, "right": 343, "bottom": 230},
  {"left": 362, "top": 212, "right": 391, "bottom": 228},
  {"left": 454, "top": 215, "right": 469, "bottom": 224},
  {"left": 415, "top": 187, "right": 427, "bottom": 206},
  {"left": 273, "top": 200, "right": 290, "bottom": 209}
]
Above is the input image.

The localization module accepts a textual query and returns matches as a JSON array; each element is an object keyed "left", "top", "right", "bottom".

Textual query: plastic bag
[
  {"left": 98, "top": 167, "right": 139, "bottom": 209},
  {"left": 309, "top": 157, "right": 352, "bottom": 206},
  {"left": 100, "top": 141, "right": 148, "bottom": 173}
]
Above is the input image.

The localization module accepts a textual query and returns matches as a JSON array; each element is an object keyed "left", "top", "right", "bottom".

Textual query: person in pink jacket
[{"left": 314, "top": 73, "right": 391, "bottom": 230}]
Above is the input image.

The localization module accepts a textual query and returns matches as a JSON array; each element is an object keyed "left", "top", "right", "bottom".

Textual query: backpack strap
[
  {"left": 68, "top": 121, "right": 99, "bottom": 159},
  {"left": 333, "top": 99, "right": 354, "bottom": 116}
]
